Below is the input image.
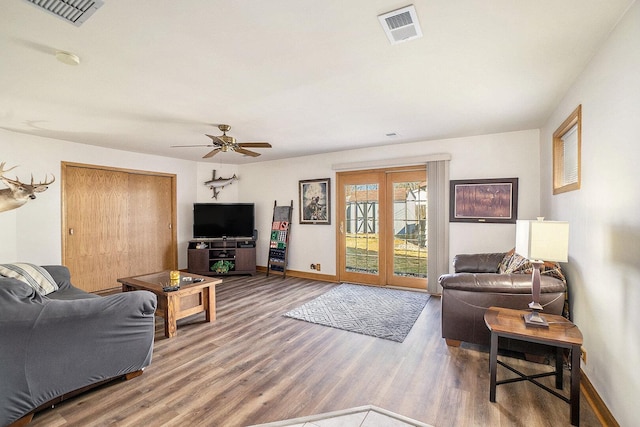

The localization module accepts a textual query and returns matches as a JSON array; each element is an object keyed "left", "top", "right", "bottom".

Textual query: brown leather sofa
[{"left": 439, "top": 253, "right": 566, "bottom": 354}]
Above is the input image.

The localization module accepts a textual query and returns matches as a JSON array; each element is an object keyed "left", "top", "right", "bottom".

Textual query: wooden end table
[
  {"left": 118, "top": 271, "right": 222, "bottom": 338},
  {"left": 484, "top": 306, "right": 583, "bottom": 426}
]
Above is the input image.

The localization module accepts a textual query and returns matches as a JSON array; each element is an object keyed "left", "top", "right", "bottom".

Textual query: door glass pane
[
  {"left": 345, "top": 183, "right": 379, "bottom": 274},
  {"left": 392, "top": 181, "right": 427, "bottom": 278}
]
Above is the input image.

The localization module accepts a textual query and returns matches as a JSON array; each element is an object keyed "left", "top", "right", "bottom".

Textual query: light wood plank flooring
[{"left": 30, "top": 274, "right": 602, "bottom": 426}]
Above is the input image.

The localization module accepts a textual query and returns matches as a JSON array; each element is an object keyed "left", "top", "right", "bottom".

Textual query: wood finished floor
[{"left": 30, "top": 274, "right": 602, "bottom": 427}]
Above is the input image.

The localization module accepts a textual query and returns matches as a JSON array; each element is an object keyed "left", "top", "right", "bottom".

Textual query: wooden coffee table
[
  {"left": 484, "top": 306, "right": 583, "bottom": 426},
  {"left": 118, "top": 271, "right": 222, "bottom": 338}
]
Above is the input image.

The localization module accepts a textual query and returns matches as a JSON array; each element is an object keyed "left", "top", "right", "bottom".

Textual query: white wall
[
  {"left": 1, "top": 126, "right": 540, "bottom": 276},
  {"left": 0, "top": 129, "right": 199, "bottom": 269},
  {"left": 0, "top": 208, "right": 17, "bottom": 262},
  {"left": 238, "top": 129, "right": 541, "bottom": 276},
  {"left": 540, "top": 2, "right": 639, "bottom": 425}
]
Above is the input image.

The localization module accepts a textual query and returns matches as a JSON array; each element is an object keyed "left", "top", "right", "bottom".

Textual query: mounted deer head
[{"left": 0, "top": 162, "right": 55, "bottom": 213}]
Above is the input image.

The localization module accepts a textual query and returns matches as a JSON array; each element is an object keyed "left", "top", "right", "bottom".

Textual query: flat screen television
[{"left": 193, "top": 203, "right": 255, "bottom": 239}]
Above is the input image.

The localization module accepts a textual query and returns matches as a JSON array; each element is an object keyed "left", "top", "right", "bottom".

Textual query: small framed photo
[
  {"left": 450, "top": 178, "right": 518, "bottom": 223},
  {"left": 299, "top": 178, "right": 331, "bottom": 224}
]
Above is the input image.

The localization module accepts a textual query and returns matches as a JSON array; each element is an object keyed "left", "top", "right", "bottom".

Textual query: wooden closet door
[
  {"left": 62, "top": 163, "right": 177, "bottom": 293},
  {"left": 63, "top": 165, "right": 131, "bottom": 292},
  {"left": 128, "top": 173, "right": 175, "bottom": 276}
]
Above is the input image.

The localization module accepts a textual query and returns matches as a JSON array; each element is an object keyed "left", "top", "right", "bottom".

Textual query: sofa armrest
[
  {"left": 452, "top": 253, "right": 505, "bottom": 273},
  {"left": 42, "top": 265, "right": 74, "bottom": 291},
  {"left": 42, "top": 265, "right": 104, "bottom": 300}
]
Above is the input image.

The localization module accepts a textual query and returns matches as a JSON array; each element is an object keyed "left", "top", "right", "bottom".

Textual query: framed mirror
[{"left": 553, "top": 105, "right": 582, "bottom": 194}]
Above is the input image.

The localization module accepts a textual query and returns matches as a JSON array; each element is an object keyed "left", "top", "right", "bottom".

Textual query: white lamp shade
[{"left": 515, "top": 219, "right": 569, "bottom": 262}]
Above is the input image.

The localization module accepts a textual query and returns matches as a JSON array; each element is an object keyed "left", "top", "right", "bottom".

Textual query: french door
[{"left": 337, "top": 167, "right": 428, "bottom": 289}]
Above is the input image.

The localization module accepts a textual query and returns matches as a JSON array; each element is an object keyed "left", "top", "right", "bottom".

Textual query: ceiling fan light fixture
[{"left": 171, "top": 123, "right": 271, "bottom": 159}]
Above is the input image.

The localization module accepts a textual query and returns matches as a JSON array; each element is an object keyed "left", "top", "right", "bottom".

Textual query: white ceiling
[{"left": 1, "top": 0, "right": 634, "bottom": 164}]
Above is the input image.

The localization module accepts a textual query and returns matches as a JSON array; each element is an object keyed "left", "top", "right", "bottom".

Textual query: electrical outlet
[
  {"left": 581, "top": 347, "right": 587, "bottom": 364},
  {"left": 315, "top": 263, "right": 321, "bottom": 271}
]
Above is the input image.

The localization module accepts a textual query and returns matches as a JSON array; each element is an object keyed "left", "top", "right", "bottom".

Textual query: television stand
[{"left": 187, "top": 238, "right": 256, "bottom": 276}]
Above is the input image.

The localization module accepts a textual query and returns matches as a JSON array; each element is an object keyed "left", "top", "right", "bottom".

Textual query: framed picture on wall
[
  {"left": 449, "top": 178, "right": 518, "bottom": 223},
  {"left": 299, "top": 178, "right": 331, "bottom": 224}
]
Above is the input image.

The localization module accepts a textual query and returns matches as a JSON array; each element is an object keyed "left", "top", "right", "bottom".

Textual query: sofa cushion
[
  {"left": 453, "top": 253, "right": 505, "bottom": 273},
  {"left": 0, "top": 263, "right": 59, "bottom": 295},
  {"left": 439, "top": 272, "right": 566, "bottom": 294}
]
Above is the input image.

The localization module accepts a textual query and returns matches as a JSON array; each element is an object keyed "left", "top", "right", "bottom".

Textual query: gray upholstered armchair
[{"left": 0, "top": 265, "right": 157, "bottom": 426}]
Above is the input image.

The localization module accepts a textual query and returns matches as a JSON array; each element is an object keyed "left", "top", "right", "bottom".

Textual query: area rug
[{"left": 283, "top": 283, "right": 429, "bottom": 342}]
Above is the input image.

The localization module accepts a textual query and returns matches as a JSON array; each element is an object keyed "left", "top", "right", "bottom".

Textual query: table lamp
[{"left": 515, "top": 218, "right": 569, "bottom": 327}]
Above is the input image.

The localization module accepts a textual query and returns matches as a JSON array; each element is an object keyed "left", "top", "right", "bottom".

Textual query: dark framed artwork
[
  {"left": 450, "top": 178, "right": 518, "bottom": 223},
  {"left": 299, "top": 178, "right": 331, "bottom": 224}
]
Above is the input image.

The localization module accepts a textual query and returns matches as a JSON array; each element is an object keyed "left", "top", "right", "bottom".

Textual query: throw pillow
[
  {"left": 540, "top": 261, "right": 567, "bottom": 283},
  {"left": 0, "top": 263, "right": 59, "bottom": 295},
  {"left": 498, "top": 250, "right": 567, "bottom": 283},
  {"left": 498, "top": 250, "right": 532, "bottom": 274}
]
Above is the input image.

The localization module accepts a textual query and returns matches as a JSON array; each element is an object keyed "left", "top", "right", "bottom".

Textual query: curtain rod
[{"left": 332, "top": 154, "right": 451, "bottom": 171}]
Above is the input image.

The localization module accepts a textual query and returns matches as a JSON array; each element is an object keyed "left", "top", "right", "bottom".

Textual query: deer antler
[
  {"left": 31, "top": 173, "right": 55, "bottom": 191},
  {"left": 0, "top": 162, "right": 18, "bottom": 177},
  {"left": 0, "top": 163, "right": 55, "bottom": 190}
]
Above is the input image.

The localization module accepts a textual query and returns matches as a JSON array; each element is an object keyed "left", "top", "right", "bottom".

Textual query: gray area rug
[{"left": 283, "top": 283, "right": 429, "bottom": 342}]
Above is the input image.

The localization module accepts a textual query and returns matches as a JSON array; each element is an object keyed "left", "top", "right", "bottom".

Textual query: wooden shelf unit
[{"left": 188, "top": 238, "right": 256, "bottom": 276}]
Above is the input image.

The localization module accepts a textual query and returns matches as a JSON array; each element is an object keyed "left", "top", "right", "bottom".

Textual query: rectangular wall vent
[
  {"left": 22, "top": 0, "right": 104, "bottom": 27},
  {"left": 378, "top": 5, "right": 423, "bottom": 45}
]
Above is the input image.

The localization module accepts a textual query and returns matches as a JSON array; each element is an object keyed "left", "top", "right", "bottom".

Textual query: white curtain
[{"left": 427, "top": 159, "right": 449, "bottom": 294}]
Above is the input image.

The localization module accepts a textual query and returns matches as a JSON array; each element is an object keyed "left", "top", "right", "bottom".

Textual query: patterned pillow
[
  {"left": 0, "top": 263, "right": 59, "bottom": 295},
  {"left": 539, "top": 261, "right": 567, "bottom": 283},
  {"left": 498, "top": 249, "right": 530, "bottom": 274},
  {"left": 498, "top": 249, "right": 566, "bottom": 283}
]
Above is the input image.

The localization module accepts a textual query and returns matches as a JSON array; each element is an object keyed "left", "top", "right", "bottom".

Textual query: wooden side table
[{"left": 484, "top": 307, "right": 583, "bottom": 426}]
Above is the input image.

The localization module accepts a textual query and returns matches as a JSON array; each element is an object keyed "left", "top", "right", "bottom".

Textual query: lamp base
[
  {"left": 524, "top": 310, "right": 549, "bottom": 328},
  {"left": 523, "top": 261, "right": 549, "bottom": 328}
]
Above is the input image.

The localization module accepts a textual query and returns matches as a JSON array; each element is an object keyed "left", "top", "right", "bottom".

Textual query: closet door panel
[
  {"left": 128, "top": 173, "right": 176, "bottom": 276},
  {"left": 63, "top": 166, "right": 130, "bottom": 292}
]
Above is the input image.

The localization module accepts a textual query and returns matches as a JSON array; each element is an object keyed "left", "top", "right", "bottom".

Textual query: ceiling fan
[{"left": 173, "top": 124, "right": 272, "bottom": 158}]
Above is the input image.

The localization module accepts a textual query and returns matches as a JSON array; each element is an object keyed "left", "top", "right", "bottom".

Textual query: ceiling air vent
[
  {"left": 22, "top": 0, "right": 104, "bottom": 27},
  {"left": 378, "top": 5, "right": 423, "bottom": 45}
]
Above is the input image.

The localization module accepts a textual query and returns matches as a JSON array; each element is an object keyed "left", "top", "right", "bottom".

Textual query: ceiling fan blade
[
  {"left": 203, "top": 148, "right": 222, "bottom": 158},
  {"left": 205, "top": 134, "right": 225, "bottom": 146},
  {"left": 234, "top": 147, "right": 261, "bottom": 157},
  {"left": 171, "top": 144, "right": 214, "bottom": 147},
  {"left": 238, "top": 142, "right": 272, "bottom": 148}
]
